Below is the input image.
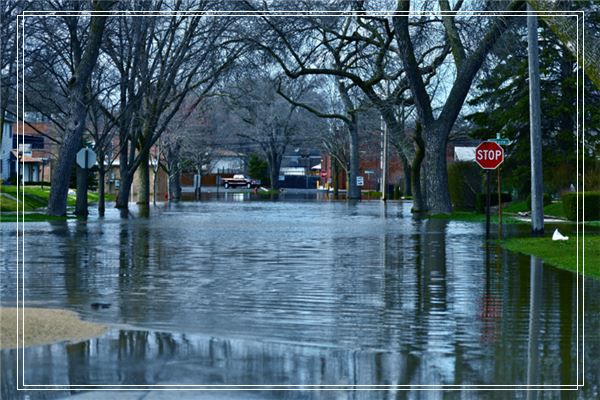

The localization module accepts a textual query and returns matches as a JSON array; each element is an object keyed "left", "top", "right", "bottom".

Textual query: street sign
[
  {"left": 76, "top": 148, "right": 96, "bottom": 169},
  {"left": 489, "top": 138, "right": 510, "bottom": 146},
  {"left": 356, "top": 176, "right": 364, "bottom": 186},
  {"left": 475, "top": 142, "right": 504, "bottom": 170}
]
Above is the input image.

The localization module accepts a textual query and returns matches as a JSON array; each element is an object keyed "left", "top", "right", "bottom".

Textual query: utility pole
[
  {"left": 527, "top": 5, "right": 544, "bottom": 234},
  {"left": 381, "top": 117, "right": 388, "bottom": 201}
]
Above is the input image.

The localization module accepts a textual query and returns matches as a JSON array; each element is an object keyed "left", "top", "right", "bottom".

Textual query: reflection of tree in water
[
  {"left": 56, "top": 220, "right": 111, "bottom": 307},
  {"left": 117, "top": 221, "right": 160, "bottom": 326},
  {"left": 406, "top": 218, "right": 452, "bottom": 384}
]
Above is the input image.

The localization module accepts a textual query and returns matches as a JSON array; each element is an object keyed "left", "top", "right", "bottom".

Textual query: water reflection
[{"left": 1, "top": 201, "right": 598, "bottom": 398}]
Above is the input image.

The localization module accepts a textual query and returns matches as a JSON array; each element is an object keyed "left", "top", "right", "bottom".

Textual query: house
[
  {"left": 278, "top": 148, "right": 322, "bottom": 189},
  {"left": 320, "top": 141, "right": 405, "bottom": 192},
  {"left": 7, "top": 121, "right": 56, "bottom": 183},
  {"left": 1, "top": 115, "right": 14, "bottom": 181},
  {"left": 209, "top": 149, "right": 246, "bottom": 174}
]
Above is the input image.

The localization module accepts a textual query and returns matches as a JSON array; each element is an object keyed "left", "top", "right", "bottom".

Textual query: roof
[
  {"left": 12, "top": 121, "right": 52, "bottom": 135},
  {"left": 213, "top": 149, "right": 244, "bottom": 157},
  {"left": 11, "top": 150, "right": 43, "bottom": 163}
]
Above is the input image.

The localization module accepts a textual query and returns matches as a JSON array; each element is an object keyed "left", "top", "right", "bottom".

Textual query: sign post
[
  {"left": 475, "top": 141, "right": 505, "bottom": 240},
  {"left": 75, "top": 147, "right": 97, "bottom": 217}
]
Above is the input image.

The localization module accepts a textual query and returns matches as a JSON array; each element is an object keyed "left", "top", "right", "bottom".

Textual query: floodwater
[{"left": 1, "top": 197, "right": 599, "bottom": 399}]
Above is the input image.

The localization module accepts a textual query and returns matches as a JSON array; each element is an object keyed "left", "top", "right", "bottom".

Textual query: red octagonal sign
[{"left": 475, "top": 141, "right": 504, "bottom": 170}]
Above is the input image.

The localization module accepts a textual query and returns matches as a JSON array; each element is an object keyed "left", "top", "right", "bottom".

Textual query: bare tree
[
  {"left": 45, "top": 0, "right": 115, "bottom": 216},
  {"left": 241, "top": 1, "right": 441, "bottom": 208},
  {"left": 100, "top": 1, "right": 243, "bottom": 213},
  {"left": 223, "top": 74, "right": 323, "bottom": 189},
  {"left": 392, "top": 0, "right": 523, "bottom": 213},
  {"left": 0, "top": 1, "right": 27, "bottom": 145}
]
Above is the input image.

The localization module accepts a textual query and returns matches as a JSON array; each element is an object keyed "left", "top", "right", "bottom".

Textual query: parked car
[{"left": 221, "top": 174, "right": 260, "bottom": 189}]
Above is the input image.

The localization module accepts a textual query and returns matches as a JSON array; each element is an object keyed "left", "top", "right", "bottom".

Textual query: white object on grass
[{"left": 552, "top": 229, "right": 569, "bottom": 241}]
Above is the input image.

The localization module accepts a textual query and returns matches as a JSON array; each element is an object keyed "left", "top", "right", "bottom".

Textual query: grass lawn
[
  {"left": 1, "top": 185, "right": 113, "bottom": 221},
  {"left": 0, "top": 213, "right": 71, "bottom": 222},
  {"left": 429, "top": 211, "right": 524, "bottom": 224},
  {"left": 503, "top": 200, "right": 566, "bottom": 218},
  {"left": 501, "top": 235, "right": 600, "bottom": 279}
]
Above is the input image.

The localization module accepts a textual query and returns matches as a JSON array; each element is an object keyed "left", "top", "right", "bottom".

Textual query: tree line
[{"left": 2, "top": 0, "right": 597, "bottom": 216}]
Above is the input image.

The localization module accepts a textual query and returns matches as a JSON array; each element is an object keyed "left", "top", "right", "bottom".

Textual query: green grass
[
  {"left": 362, "top": 191, "right": 382, "bottom": 198},
  {"left": 544, "top": 202, "right": 565, "bottom": 218},
  {"left": 503, "top": 200, "right": 528, "bottom": 213},
  {"left": 1, "top": 185, "right": 111, "bottom": 216},
  {"left": 503, "top": 200, "right": 566, "bottom": 218},
  {"left": 0, "top": 213, "right": 72, "bottom": 223},
  {"left": 0, "top": 196, "right": 26, "bottom": 212},
  {"left": 501, "top": 235, "right": 600, "bottom": 279},
  {"left": 429, "top": 211, "right": 524, "bottom": 224}
]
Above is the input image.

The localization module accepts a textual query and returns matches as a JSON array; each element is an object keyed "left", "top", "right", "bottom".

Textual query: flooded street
[{"left": 1, "top": 198, "right": 599, "bottom": 398}]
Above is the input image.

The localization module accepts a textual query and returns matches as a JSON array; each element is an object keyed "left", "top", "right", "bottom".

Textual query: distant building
[
  {"left": 209, "top": 149, "right": 246, "bottom": 174},
  {"left": 6, "top": 121, "right": 57, "bottom": 183},
  {"left": 279, "top": 148, "right": 321, "bottom": 189},
  {"left": 1, "top": 115, "right": 14, "bottom": 181}
]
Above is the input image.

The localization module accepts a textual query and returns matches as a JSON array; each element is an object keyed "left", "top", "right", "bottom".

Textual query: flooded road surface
[{"left": 1, "top": 199, "right": 599, "bottom": 398}]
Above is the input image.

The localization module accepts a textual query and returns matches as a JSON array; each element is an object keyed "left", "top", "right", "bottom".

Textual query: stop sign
[{"left": 475, "top": 141, "right": 504, "bottom": 170}]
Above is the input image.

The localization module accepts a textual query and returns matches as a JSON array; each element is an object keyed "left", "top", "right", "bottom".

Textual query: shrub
[
  {"left": 476, "top": 192, "right": 512, "bottom": 213},
  {"left": 562, "top": 192, "right": 600, "bottom": 221},
  {"left": 525, "top": 193, "right": 552, "bottom": 210},
  {"left": 448, "top": 162, "right": 481, "bottom": 211}
]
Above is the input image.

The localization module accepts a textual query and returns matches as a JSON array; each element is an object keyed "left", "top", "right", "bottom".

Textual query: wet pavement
[{"left": 1, "top": 197, "right": 599, "bottom": 399}]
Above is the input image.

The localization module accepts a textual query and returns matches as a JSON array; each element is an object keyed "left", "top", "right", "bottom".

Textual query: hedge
[
  {"left": 562, "top": 192, "right": 600, "bottom": 221},
  {"left": 448, "top": 162, "right": 481, "bottom": 211},
  {"left": 525, "top": 193, "right": 552, "bottom": 210}
]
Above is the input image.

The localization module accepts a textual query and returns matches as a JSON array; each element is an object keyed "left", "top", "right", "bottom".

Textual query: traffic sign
[
  {"left": 356, "top": 176, "right": 364, "bottom": 186},
  {"left": 76, "top": 148, "right": 96, "bottom": 169},
  {"left": 490, "top": 138, "right": 510, "bottom": 146},
  {"left": 475, "top": 142, "right": 504, "bottom": 170}
]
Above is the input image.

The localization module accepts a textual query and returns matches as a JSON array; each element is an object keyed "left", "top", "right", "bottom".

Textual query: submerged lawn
[{"left": 501, "top": 235, "right": 600, "bottom": 279}]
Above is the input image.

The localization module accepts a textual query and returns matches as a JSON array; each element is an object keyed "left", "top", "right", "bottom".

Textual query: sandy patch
[{"left": 0, "top": 307, "right": 107, "bottom": 349}]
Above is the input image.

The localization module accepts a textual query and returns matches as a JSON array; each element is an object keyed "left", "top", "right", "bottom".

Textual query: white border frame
[{"left": 14, "top": 8, "right": 585, "bottom": 392}]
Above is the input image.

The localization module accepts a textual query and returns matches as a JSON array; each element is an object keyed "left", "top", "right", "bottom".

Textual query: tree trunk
[
  {"left": 400, "top": 153, "right": 412, "bottom": 197},
  {"left": 196, "top": 167, "right": 202, "bottom": 200},
  {"left": 423, "top": 124, "right": 452, "bottom": 214},
  {"left": 332, "top": 158, "right": 339, "bottom": 199},
  {"left": 347, "top": 118, "right": 360, "bottom": 200},
  {"left": 116, "top": 170, "right": 132, "bottom": 209},
  {"left": 75, "top": 165, "right": 88, "bottom": 217},
  {"left": 152, "top": 164, "right": 158, "bottom": 205},
  {"left": 98, "top": 167, "right": 105, "bottom": 216},
  {"left": 47, "top": 3, "right": 112, "bottom": 216},
  {"left": 267, "top": 151, "right": 282, "bottom": 190},
  {"left": 410, "top": 123, "right": 426, "bottom": 212},
  {"left": 137, "top": 150, "right": 150, "bottom": 205},
  {"left": 169, "top": 170, "right": 181, "bottom": 201}
]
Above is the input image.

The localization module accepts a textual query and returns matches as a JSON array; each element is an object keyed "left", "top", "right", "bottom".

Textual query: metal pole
[
  {"left": 528, "top": 5, "right": 544, "bottom": 234},
  {"left": 381, "top": 117, "right": 388, "bottom": 201},
  {"left": 486, "top": 170, "right": 491, "bottom": 240},
  {"left": 498, "top": 167, "right": 503, "bottom": 235}
]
